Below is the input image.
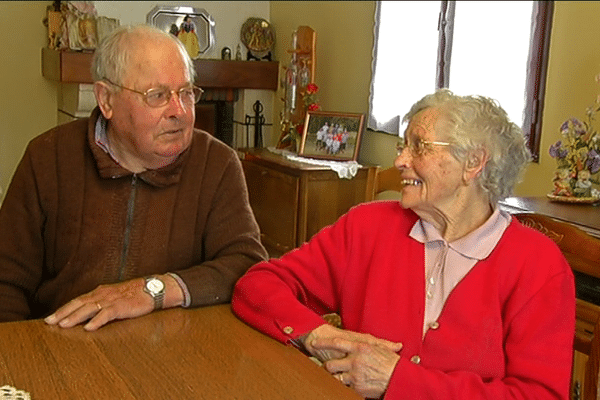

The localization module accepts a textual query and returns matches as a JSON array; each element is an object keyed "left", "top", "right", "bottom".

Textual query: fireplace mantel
[{"left": 41, "top": 48, "right": 279, "bottom": 90}]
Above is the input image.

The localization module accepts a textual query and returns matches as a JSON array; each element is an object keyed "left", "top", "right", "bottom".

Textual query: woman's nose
[{"left": 394, "top": 146, "right": 411, "bottom": 169}]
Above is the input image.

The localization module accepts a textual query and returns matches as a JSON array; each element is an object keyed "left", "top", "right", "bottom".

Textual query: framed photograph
[
  {"left": 298, "top": 111, "right": 365, "bottom": 161},
  {"left": 146, "top": 6, "right": 216, "bottom": 59}
]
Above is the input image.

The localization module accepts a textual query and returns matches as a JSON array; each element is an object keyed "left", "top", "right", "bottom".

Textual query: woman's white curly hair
[{"left": 403, "top": 89, "right": 531, "bottom": 204}]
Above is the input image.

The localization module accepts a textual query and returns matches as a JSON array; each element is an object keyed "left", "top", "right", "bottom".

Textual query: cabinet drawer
[{"left": 242, "top": 161, "right": 299, "bottom": 253}]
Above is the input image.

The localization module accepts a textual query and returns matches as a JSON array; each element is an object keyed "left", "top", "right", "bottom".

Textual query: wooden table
[{"left": 0, "top": 305, "right": 360, "bottom": 399}]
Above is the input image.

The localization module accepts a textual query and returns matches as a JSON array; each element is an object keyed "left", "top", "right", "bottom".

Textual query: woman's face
[{"left": 394, "top": 108, "right": 465, "bottom": 216}]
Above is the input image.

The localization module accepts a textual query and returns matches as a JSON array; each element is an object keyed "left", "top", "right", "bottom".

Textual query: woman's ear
[
  {"left": 463, "top": 147, "right": 489, "bottom": 183},
  {"left": 93, "top": 81, "right": 114, "bottom": 119}
]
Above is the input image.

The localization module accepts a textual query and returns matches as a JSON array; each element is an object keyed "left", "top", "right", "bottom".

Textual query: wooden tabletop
[{"left": 0, "top": 305, "right": 360, "bottom": 399}]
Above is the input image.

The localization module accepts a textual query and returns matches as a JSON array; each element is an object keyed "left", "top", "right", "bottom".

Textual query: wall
[
  {"left": 271, "top": 1, "right": 600, "bottom": 198},
  {"left": 0, "top": 1, "right": 271, "bottom": 203},
  {"left": 518, "top": 1, "right": 600, "bottom": 197},
  {"left": 0, "top": 2, "right": 57, "bottom": 202},
  {"left": 270, "top": 1, "right": 398, "bottom": 169}
]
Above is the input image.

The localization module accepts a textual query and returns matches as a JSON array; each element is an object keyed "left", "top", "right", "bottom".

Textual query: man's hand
[
  {"left": 304, "top": 324, "right": 402, "bottom": 399},
  {"left": 44, "top": 274, "right": 182, "bottom": 331}
]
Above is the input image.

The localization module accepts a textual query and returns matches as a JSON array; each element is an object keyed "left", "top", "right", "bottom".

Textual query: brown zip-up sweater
[{"left": 0, "top": 108, "right": 268, "bottom": 321}]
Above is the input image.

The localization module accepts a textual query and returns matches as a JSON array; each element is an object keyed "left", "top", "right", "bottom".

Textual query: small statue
[
  {"left": 552, "top": 168, "right": 574, "bottom": 197},
  {"left": 221, "top": 47, "right": 231, "bottom": 60},
  {"left": 574, "top": 169, "right": 593, "bottom": 197},
  {"left": 177, "top": 15, "right": 200, "bottom": 59}
]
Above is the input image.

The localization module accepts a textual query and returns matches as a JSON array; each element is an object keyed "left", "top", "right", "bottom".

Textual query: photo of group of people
[{"left": 299, "top": 111, "right": 365, "bottom": 161}]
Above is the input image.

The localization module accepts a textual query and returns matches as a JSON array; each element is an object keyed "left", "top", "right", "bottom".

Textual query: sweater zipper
[{"left": 118, "top": 174, "right": 137, "bottom": 281}]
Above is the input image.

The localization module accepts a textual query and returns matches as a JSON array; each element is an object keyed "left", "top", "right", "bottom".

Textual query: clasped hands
[
  {"left": 44, "top": 274, "right": 181, "bottom": 331},
  {"left": 302, "top": 324, "right": 402, "bottom": 399}
]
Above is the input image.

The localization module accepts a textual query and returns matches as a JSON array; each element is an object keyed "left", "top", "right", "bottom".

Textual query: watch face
[{"left": 147, "top": 278, "right": 165, "bottom": 293}]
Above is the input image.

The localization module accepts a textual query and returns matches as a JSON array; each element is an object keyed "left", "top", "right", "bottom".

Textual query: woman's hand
[{"left": 303, "top": 324, "right": 402, "bottom": 398}]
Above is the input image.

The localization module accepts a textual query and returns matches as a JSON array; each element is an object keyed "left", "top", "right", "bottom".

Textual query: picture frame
[
  {"left": 146, "top": 5, "right": 216, "bottom": 59},
  {"left": 298, "top": 111, "right": 365, "bottom": 161}
]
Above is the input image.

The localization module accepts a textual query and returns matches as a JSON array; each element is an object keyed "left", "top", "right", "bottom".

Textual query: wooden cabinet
[{"left": 239, "top": 148, "right": 377, "bottom": 256}]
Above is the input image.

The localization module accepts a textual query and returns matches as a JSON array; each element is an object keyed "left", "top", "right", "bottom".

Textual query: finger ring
[{"left": 95, "top": 302, "right": 102, "bottom": 311}]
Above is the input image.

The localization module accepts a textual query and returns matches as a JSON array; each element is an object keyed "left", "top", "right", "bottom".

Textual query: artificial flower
[
  {"left": 303, "top": 84, "right": 320, "bottom": 112},
  {"left": 550, "top": 90, "right": 600, "bottom": 197}
]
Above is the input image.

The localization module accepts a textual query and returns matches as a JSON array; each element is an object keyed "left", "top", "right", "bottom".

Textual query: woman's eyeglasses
[{"left": 396, "top": 137, "right": 451, "bottom": 157}]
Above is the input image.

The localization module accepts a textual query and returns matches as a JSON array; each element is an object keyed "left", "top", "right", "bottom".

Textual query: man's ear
[
  {"left": 94, "top": 81, "right": 114, "bottom": 119},
  {"left": 463, "top": 147, "right": 489, "bottom": 183}
]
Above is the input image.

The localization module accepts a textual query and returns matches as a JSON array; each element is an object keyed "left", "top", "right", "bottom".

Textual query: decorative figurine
[
  {"left": 177, "top": 15, "right": 200, "bottom": 59},
  {"left": 221, "top": 47, "right": 231, "bottom": 60}
]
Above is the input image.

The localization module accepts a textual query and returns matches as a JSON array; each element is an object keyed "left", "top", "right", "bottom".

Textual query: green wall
[
  {"left": 0, "top": 1, "right": 58, "bottom": 201},
  {"left": 519, "top": 1, "right": 600, "bottom": 196},
  {"left": 271, "top": 1, "right": 600, "bottom": 197}
]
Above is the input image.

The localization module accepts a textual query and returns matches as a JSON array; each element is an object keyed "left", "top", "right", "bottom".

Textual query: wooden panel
[
  {"left": 573, "top": 350, "right": 588, "bottom": 399},
  {"left": 60, "top": 50, "right": 94, "bottom": 82},
  {"left": 42, "top": 48, "right": 94, "bottom": 83},
  {"left": 41, "top": 49, "right": 279, "bottom": 90},
  {"left": 576, "top": 299, "right": 600, "bottom": 355},
  {"left": 242, "top": 160, "right": 299, "bottom": 253},
  {"left": 304, "top": 169, "right": 371, "bottom": 241},
  {"left": 194, "top": 59, "right": 279, "bottom": 90}
]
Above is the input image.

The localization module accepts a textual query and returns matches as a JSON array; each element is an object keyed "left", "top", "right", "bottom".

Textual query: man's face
[{"left": 107, "top": 36, "right": 195, "bottom": 170}]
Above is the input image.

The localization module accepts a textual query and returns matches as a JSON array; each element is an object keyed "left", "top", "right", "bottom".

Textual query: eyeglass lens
[
  {"left": 396, "top": 138, "right": 427, "bottom": 156},
  {"left": 145, "top": 87, "right": 202, "bottom": 107}
]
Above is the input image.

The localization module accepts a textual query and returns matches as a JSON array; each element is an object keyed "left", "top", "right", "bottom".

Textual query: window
[{"left": 368, "top": 1, "right": 553, "bottom": 162}]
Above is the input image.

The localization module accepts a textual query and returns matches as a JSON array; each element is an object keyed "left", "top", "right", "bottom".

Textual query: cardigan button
[
  {"left": 429, "top": 321, "right": 440, "bottom": 329},
  {"left": 283, "top": 326, "right": 294, "bottom": 335},
  {"left": 410, "top": 355, "right": 421, "bottom": 364}
]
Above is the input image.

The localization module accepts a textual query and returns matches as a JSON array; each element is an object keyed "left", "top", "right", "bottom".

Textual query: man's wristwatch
[{"left": 143, "top": 276, "right": 165, "bottom": 310}]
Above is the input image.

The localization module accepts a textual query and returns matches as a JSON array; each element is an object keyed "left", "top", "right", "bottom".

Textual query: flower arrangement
[
  {"left": 278, "top": 83, "right": 321, "bottom": 151},
  {"left": 303, "top": 83, "right": 321, "bottom": 112},
  {"left": 549, "top": 80, "right": 600, "bottom": 198}
]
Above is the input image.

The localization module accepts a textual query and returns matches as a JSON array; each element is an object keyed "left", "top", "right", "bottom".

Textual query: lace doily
[{"left": 1, "top": 385, "right": 31, "bottom": 400}]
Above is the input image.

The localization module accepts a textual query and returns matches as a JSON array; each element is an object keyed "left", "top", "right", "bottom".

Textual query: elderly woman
[{"left": 232, "top": 90, "right": 575, "bottom": 399}]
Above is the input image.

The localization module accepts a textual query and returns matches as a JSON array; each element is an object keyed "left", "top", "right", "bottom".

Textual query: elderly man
[{"left": 0, "top": 25, "right": 267, "bottom": 330}]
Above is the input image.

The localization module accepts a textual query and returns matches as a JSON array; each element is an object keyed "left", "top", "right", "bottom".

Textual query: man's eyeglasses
[
  {"left": 396, "top": 137, "right": 451, "bottom": 157},
  {"left": 104, "top": 78, "right": 203, "bottom": 108}
]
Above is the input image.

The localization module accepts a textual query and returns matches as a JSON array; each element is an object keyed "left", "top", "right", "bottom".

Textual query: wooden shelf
[
  {"left": 41, "top": 48, "right": 279, "bottom": 90},
  {"left": 42, "top": 48, "right": 94, "bottom": 83}
]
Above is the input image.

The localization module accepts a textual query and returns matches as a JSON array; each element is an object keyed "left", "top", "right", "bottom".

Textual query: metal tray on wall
[{"left": 146, "top": 5, "right": 215, "bottom": 58}]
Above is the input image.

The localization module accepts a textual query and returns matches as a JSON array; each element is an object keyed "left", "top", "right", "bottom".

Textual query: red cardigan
[{"left": 232, "top": 201, "right": 575, "bottom": 399}]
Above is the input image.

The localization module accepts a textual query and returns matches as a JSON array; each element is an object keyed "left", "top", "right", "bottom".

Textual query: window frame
[{"left": 369, "top": 0, "right": 554, "bottom": 162}]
